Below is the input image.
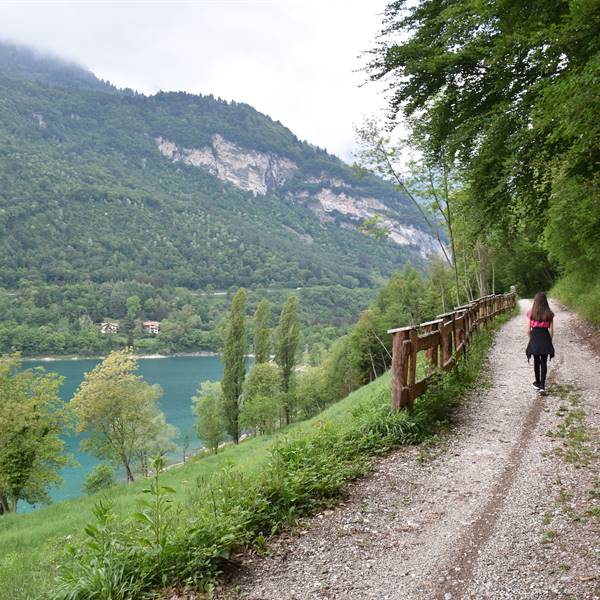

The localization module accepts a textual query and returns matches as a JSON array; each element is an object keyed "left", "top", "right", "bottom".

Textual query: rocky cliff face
[
  {"left": 298, "top": 183, "right": 442, "bottom": 258},
  {"left": 156, "top": 136, "right": 443, "bottom": 259},
  {"left": 156, "top": 135, "right": 297, "bottom": 195}
]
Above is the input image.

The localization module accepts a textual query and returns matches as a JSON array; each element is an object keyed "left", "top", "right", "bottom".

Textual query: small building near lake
[
  {"left": 143, "top": 320, "right": 161, "bottom": 335},
  {"left": 100, "top": 321, "right": 119, "bottom": 334}
]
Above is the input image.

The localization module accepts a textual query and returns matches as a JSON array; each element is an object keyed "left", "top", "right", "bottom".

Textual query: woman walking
[{"left": 526, "top": 293, "right": 555, "bottom": 396}]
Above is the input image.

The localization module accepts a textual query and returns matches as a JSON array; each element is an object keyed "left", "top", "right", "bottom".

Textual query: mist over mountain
[{"left": 0, "top": 40, "right": 114, "bottom": 91}]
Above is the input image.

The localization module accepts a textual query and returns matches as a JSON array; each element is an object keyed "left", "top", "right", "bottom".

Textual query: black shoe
[
  {"left": 532, "top": 381, "right": 541, "bottom": 390},
  {"left": 538, "top": 388, "right": 547, "bottom": 396}
]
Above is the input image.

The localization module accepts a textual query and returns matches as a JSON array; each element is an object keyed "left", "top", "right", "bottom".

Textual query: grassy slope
[{"left": 0, "top": 373, "right": 391, "bottom": 595}]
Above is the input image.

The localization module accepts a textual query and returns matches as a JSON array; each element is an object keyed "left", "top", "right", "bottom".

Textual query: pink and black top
[{"left": 527, "top": 310, "right": 553, "bottom": 329}]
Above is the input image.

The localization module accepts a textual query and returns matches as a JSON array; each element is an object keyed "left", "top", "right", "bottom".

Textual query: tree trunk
[
  {"left": 439, "top": 282, "right": 446, "bottom": 313},
  {"left": 442, "top": 165, "right": 461, "bottom": 306},
  {"left": 379, "top": 348, "right": 388, "bottom": 371},
  {"left": 0, "top": 494, "right": 10, "bottom": 514},
  {"left": 463, "top": 255, "right": 474, "bottom": 301},
  {"left": 125, "top": 462, "right": 135, "bottom": 483},
  {"left": 475, "top": 242, "right": 488, "bottom": 297},
  {"left": 368, "top": 349, "right": 378, "bottom": 380},
  {"left": 11, "top": 496, "right": 17, "bottom": 513}
]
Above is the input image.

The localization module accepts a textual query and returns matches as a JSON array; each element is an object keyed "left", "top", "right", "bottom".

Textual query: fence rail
[{"left": 387, "top": 290, "right": 516, "bottom": 411}]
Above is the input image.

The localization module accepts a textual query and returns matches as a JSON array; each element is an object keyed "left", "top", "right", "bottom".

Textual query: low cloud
[{"left": 0, "top": 0, "right": 391, "bottom": 161}]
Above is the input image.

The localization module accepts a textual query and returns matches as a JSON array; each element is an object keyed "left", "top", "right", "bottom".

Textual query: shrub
[{"left": 83, "top": 464, "right": 116, "bottom": 495}]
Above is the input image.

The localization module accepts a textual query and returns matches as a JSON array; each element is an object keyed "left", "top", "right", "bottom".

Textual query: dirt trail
[{"left": 221, "top": 300, "right": 600, "bottom": 600}]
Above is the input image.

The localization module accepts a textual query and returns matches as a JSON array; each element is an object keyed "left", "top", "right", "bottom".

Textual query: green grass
[
  {"left": 552, "top": 272, "right": 600, "bottom": 326},
  {"left": 0, "top": 313, "right": 513, "bottom": 599},
  {"left": 547, "top": 388, "right": 594, "bottom": 468}
]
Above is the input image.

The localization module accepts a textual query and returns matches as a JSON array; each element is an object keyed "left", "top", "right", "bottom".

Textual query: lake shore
[{"left": 22, "top": 351, "right": 222, "bottom": 362}]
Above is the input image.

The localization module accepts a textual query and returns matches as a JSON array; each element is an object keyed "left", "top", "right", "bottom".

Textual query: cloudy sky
[{"left": 0, "top": 0, "right": 393, "bottom": 161}]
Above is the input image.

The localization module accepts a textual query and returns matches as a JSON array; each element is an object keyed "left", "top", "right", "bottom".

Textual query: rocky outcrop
[
  {"left": 156, "top": 135, "right": 297, "bottom": 195},
  {"left": 156, "top": 135, "right": 444, "bottom": 258},
  {"left": 384, "top": 221, "right": 442, "bottom": 258},
  {"left": 306, "top": 186, "right": 443, "bottom": 258}
]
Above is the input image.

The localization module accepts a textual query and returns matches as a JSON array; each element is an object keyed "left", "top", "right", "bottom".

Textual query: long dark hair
[{"left": 531, "top": 292, "right": 554, "bottom": 322}]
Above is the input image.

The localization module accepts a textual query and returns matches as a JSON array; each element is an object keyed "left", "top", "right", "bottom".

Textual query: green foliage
[
  {"left": 221, "top": 289, "right": 248, "bottom": 444},
  {"left": 358, "top": 215, "right": 389, "bottom": 241},
  {"left": 0, "top": 353, "right": 71, "bottom": 513},
  {"left": 295, "top": 366, "right": 329, "bottom": 419},
  {"left": 552, "top": 273, "right": 600, "bottom": 326},
  {"left": 70, "top": 349, "right": 172, "bottom": 482},
  {"left": 135, "top": 413, "right": 179, "bottom": 477},
  {"left": 275, "top": 295, "right": 300, "bottom": 424},
  {"left": 53, "top": 457, "right": 180, "bottom": 600},
  {"left": 192, "top": 381, "right": 228, "bottom": 454},
  {"left": 253, "top": 299, "right": 271, "bottom": 364},
  {"left": 83, "top": 464, "right": 115, "bottom": 495},
  {"left": 131, "top": 457, "right": 176, "bottom": 552},
  {"left": 367, "top": 0, "right": 599, "bottom": 305},
  {"left": 241, "top": 363, "right": 282, "bottom": 434},
  {"left": 51, "top": 500, "right": 146, "bottom": 600},
  {"left": 294, "top": 266, "right": 445, "bottom": 416}
]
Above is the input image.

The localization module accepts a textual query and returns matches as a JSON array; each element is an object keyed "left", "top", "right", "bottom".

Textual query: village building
[
  {"left": 143, "top": 320, "right": 161, "bottom": 335},
  {"left": 100, "top": 321, "right": 119, "bottom": 334}
]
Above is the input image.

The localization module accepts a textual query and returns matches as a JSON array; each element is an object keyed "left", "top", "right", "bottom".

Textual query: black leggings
[{"left": 534, "top": 355, "right": 548, "bottom": 389}]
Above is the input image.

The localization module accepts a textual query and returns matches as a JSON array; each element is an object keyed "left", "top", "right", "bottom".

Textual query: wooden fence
[{"left": 387, "top": 291, "right": 516, "bottom": 411}]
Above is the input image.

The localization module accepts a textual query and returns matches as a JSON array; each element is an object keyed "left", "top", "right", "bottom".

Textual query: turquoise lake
[{"left": 22, "top": 356, "right": 226, "bottom": 511}]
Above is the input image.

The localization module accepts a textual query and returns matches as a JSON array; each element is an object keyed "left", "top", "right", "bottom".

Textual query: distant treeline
[{"left": 0, "top": 283, "right": 377, "bottom": 357}]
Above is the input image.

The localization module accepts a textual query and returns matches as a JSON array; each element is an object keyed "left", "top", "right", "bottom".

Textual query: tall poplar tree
[
  {"left": 221, "top": 288, "right": 247, "bottom": 443},
  {"left": 275, "top": 295, "right": 300, "bottom": 425},
  {"left": 253, "top": 299, "right": 271, "bottom": 364}
]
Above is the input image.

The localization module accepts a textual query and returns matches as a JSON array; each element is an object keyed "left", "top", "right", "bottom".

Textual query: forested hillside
[{"left": 0, "top": 42, "right": 441, "bottom": 355}]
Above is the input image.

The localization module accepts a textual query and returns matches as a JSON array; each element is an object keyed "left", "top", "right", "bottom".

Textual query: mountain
[
  {"left": 0, "top": 41, "right": 114, "bottom": 92},
  {"left": 0, "top": 40, "right": 440, "bottom": 356}
]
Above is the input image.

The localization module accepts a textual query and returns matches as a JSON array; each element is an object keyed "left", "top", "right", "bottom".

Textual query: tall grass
[
  {"left": 0, "top": 315, "right": 510, "bottom": 599},
  {"left": 552, "top": 272, "right": 600, "bottom": 325}
]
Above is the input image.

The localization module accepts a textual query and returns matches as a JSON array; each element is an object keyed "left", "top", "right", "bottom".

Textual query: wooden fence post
[
  {"left": 390, "top": 331, "right": 403, "bottom": 412},
  {"left": 389, "top": 327, "right": 412, "bottom": 412},
  {"left": 424, "top": 321, "right": 440, "bottom": 371},
  {"left": 440, "top": 315, "right": 454, "bottom": 369},
  {"left": 408, "top": 329, "right": 418, "bottom": 407}
]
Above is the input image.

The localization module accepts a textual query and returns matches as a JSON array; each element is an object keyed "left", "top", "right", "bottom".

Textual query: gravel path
[{"left": 220, "top": 300, "right": 599, "bottom": 600}]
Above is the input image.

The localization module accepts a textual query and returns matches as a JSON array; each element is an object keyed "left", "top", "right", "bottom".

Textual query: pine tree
[
  {"left": 253, "top": 298, "right": 271, "bottom": 364},
  {"left": 275, "top": 295, "right": 300, "bottom": 425},
  {"left": 221, "top": 288, "right": 247, "bottom": 443}
]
